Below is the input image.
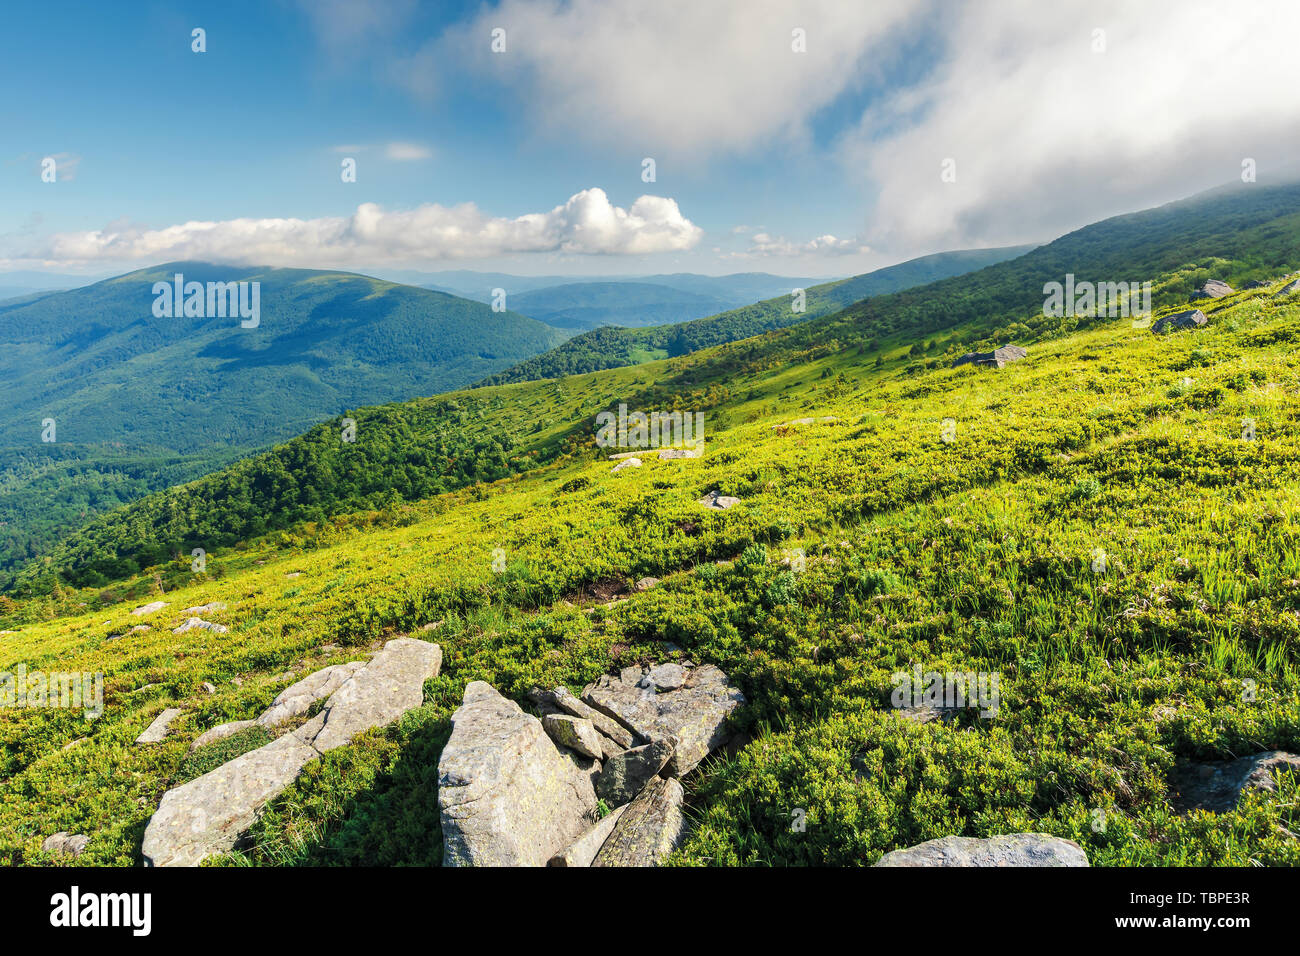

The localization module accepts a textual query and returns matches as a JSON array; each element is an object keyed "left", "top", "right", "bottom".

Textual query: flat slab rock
[
  {"left": 582, "top": 663, "right": 743, "bottom": 776},
  {"left": 142, "top": 638, "right": 440, "bottom": 867},
  {"left": 874, "top": 834, "right": 1089, "bottom": 867},
  {"left": 1152, "top": 308, "right": 1207, "bottom": 334},
  {"left": 592, "top": 776, "right": 687, "bottom": 867},
  {"left": 173, "top": 617, "right": 228, "bottom": 635},
  {"left": 1170, "top": 750, "right": 1300, "bottom": 813},
  {"left": 256, "top": 661, "right": 366, "bottom": 729},
  {"left": 438, "top": 681, "right": 597, "bottom": 867},
  {"left": 131, "top": 601, "right": 168, "bottom": 616},
  {"left": 596, "top": 737, "right": 674, "bottom": 806},
  {"left": 135, "top": 708, "right": 184, "bottom": 745},
  {"left": 697, "top": 490, "right": 739, "bottom": 510}
]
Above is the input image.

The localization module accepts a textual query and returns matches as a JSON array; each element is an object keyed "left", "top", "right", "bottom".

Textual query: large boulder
[
  {"left": 1190, "top": 279, "right": 1233, "bottom": 300},
  {"left": 143, "top": 734, "right": 318, "bottom": 866},
  {"left": 951, "top": 344, "right": 1027, "bottom": 369},
  {"left": 546, "top": 686, "right": 636, "bottom": 749},
  {"left": 1170, "top": 751, "right": 1300, "bottom": 813},
  {"left": 592, "top": 776, "right": 687, "bottom": 866},
  {"left": 1152, "top": 308, "right": 1207, "bottom": 334},
  {"left": 438, "top": 682, "right": 598, "bottom": 867},
  {"left": 130, "top": 601, "right": 167, "bottom": 616},
  {"left": 874, "top": 834, "right": 1089, "bottom": 867},
  {"left": 256, "top": 661, "right": 366, "bottom": 729},
  {"left": 142, "top": 639, "right": 441, "bottom": 866},
  {"left": 298, "top": 639, "right": 440, "bottom": 752},
  {"left": 582, "top": 663, "right": 743, "bottom": 776},
  {"left": 596, "top": 738, "right": 675, "bottom": 806}
]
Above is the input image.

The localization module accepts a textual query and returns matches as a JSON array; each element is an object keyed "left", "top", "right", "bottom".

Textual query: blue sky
[{"left": 3, "top": 0, "right": 1298, "bottom": 278}]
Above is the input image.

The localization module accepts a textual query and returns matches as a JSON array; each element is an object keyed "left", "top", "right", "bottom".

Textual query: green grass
[{"left": 2, "top": 263, "right": 1300, "bottom": 867}]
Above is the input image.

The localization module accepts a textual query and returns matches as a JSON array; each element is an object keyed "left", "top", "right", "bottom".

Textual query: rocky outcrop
[
  {"left": 874, "top": 834, "right": 1089, "bottom": 867},
  {"left": 142, "top": 638, "right": 441, "bottom": 867},
  {"left": 657, "top": 447, "right": 702, "bottom": 460},
  {"left": 634, "top": 577, "right": 660, "bottom": 592},
  {"left": 135, "top": 708, "right": 183, "bottom": 745},
  {"left": 181, "top": 602, "right": 227, "bottom": 614},
  {"left": 546, "top": 686, "right": 636, "bottom": 750},
  {"left": 952, "top": 344, "right": 1027, "bottom": 369},
  {"left": 1170, "top": 751, "right": 1300, "bottom": 813},
  {"left": 611, "top": 458, "right": 642, "bottom": 473},
  {"left": 1275, "top": 279, "right": 1300, "bottom": 298},
  {"left": 698, "top": 490, "right": 740, "bottom": 510},
  {"left": 549, "top": 805, "right": 629, "bottom": 867},
  {"left": 1190, "top": 279, "right": 1233, "bottom": 300},
  {"left": 42, "top": 832, "right": 90, "bottom": 857},
  {"left": 1152, "top": 308, "right": 1207, "bottom": 334},
  {"left": 131, "top": 601, "right": 167, "bottom": 616},
  {"left": 582, "top": 663, "right": 744, "bottom": 776},
  {"left": 438, "top": 682, "right": 598, "bottom": 866},
  {"left": 596, "top": 738, "right": 675, "bottom": 806},
  {"left": 592, "top": 776, "right": 687, "bottom": 867},
  {"left": 255, "top": 661, "right": 365, "bottom": 730}
]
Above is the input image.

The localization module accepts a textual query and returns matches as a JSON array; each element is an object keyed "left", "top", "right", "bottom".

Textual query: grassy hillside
[
  {"left": 0, "top": 263, "right": 566, "bottom": 583},
  {"left": 2, "top": 266, "right": 1298, "bottom": 866},
  {"left": 477, "top": 245, "right": 1034, "bottom": 385}
]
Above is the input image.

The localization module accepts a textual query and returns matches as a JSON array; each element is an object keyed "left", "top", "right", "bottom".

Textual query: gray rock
[
  {"left": 438, "top": 681, "right": 598, "bottom": 867},
  {"left": 698, "top": 490, "right": 740, "bottom": 510},
  {"left": 1152, "top": 308, "right": 1207, "bottom": 334},
  {"left": 596, "top": 738, "right": 675, "bottom": 806},
  {"left": 634, "top": 576, "right": 660, "bottom": 591},
  {"left": 200, "top": 682, "right": 216, "bottom": 694},
  {"left": 1243, "top": 279, "right": 1270, "bottom": 289},
  {"left": 543, "top": 713, "right": 604, "bottom": 760},
  {"left": 180, "top": 602, "right": 227, "bottom": 614},
  {"left": 592, "top": 776, "right": 687, "bottom": 866},
  {"left": 256, "top": 661, "right": 365, "bottom": 729},
  {"left": 611, "top": 457, "right": 642, "bottom": 473},
  {"left": 647, "top": 662, "right": 687, "bottom": 690},
  {"left": 143, "top": 734, "right": 319, "bottom": 867},
  {"left": 1170, "top": 751, "right": 1300, "bottom": 813},
  {"left": 951, "top": 344, "right": 1027, "bottom": 369},
  {"left": 1190, "top": 279, "right": 1233, "bottom": 300},
  {"left": 130, "top": 601, "right": 167, "bottom": 616},
  {"left": 549, "top": 805, "right": 629, "bottom": 867},
  {"left": 142, "top": 640, "right": 441, "bottom": 866},
  {"left": 874, "top": 834, "right": 1089, "bottom": 867},
  {"left": 135, "top": 708, "right": 184, "bottom": 745},
  {"left": 657, "top": 447, "right": 702, "bottom": 460},
  {"left": 190, "top": 719, "right": 257, "bottom": 751},
  {"left": 299, "top": 639, "right": 440, "bottom": 752},
  {"left": 1274, "top": 279, "right": 1300, "bottom": 298},
  {"left": 172, "top": 617, "right": 229, "bottom": 635},
  {"left": 549, "top": 686, "right": 636, "bottom": 749},
  {"left": 582, "top": 663, "right": 744, "bottom": 776},
  {"left": 42, "top": 832, "right": 90, "bottom": 857}
]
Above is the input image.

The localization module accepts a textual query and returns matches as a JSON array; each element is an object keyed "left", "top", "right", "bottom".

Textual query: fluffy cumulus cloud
[
  {"left": 738, "top": 232, "right": 868, "bottom": 258},
  {"left": 12, "top": 188, "right": 702, "bottom": 267},
  {"left": 395, "top": 0, "right": 921, "bottom": 159},
  {"left": 843, "top": 0, "right": 1300, "bottom": 249}
]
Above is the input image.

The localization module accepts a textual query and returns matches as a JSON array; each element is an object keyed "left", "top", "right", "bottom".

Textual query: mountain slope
[
  {"left": 0, "top": 263, "right": 566, "bottom": 578},
  {"left": 477, "top": 245, "right": 1035, "bottom": 384},
  {"left": 3, "top": 251, "right": 1299, "bottom": 867},
  {"left": 508, "top": 281, "right": 734, "bottom": 330}
]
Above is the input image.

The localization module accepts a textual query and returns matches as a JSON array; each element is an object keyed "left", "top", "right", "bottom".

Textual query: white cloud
[
  {"left": 842, "top": 0, "right": 1300, "bottom": 250},
  {"left": 9, "top": 188, "right": 703, "bottom": 267},
  {"left": 395, "top": 0, "right": 923, "bottom": 160},
  {"left": 739, "top": 232, "right": 868, "bottom": 258},
  {"left": 384, "top": 141, "right": 433, "bottom": 161}
]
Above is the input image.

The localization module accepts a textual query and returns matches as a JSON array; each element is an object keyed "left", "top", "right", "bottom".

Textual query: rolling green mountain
[
  {"left": 3, "top": 185, "right": 1300, "bottom": 868},
  {"left": 508, "top": 281, "right": 734, "bottom": 330},
  {"left": 0, "top": 263, "right": 566, "bottom": 580},
  {"left": 15, "top": 180, "right": 1300, "bottom": 595},
  {"left": 476, "top": 245, "right": 1036, "bottom": 384}
]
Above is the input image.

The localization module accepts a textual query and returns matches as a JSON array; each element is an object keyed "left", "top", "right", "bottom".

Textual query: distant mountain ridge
[
  {"left": 0, "top": 263, "right": 566, "bottom": 577},
  {"left": 477, "top": 245, "right": 1036, "bottom": 384}
]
